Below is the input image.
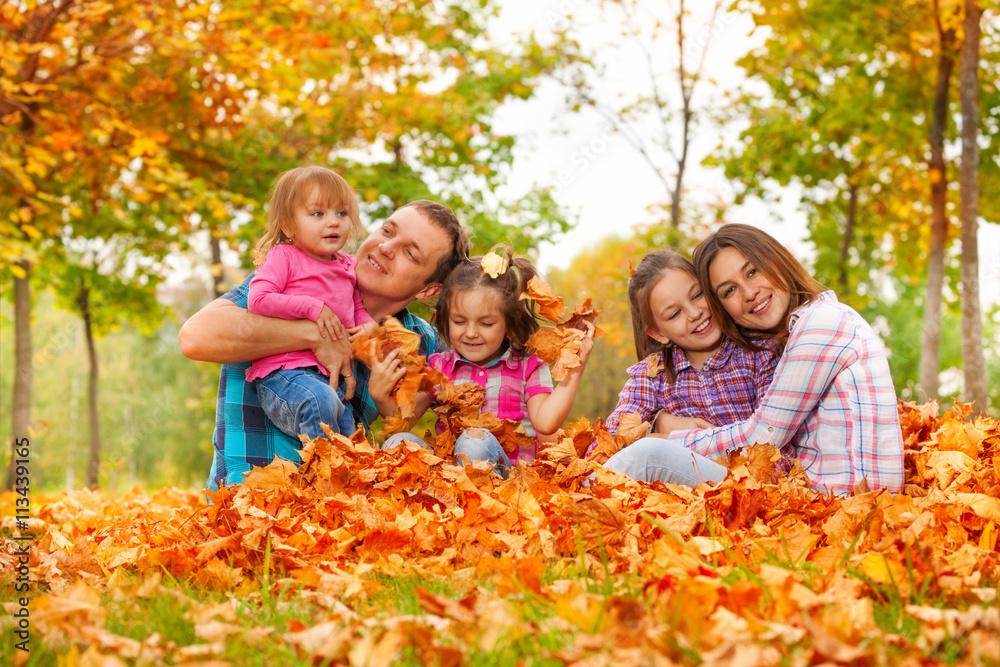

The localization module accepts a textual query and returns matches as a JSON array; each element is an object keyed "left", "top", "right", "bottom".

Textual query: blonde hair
[{"left": 254, "top": 166, "right": 361, "bottom": 266}]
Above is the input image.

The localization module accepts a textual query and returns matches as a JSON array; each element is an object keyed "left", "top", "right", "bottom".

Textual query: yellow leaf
[
  {"left": 21, "top": 224, "right": 41, "bottom": 240},
  {"left": 858, "top": 553, "right": 910, "bottom": 598},
  {"left": 481, "top": 249, "right": 509, "bottom": 278},
  {"left": 17, "top": 206, "right": 32, "bottom": 223},
  {"left": 979, "top": 521, "right": 998, "bottom": 551}
]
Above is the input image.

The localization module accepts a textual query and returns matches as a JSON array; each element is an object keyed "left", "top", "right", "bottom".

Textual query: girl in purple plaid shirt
[
  {"left": 606, "top": 225, "right": 904, "bottom": 495},
  {"left": 371, "top": 247, "right": 597, "bottom": 477},
  {"left": 603, "top": 249, "right": 778, "bottom": 441}
]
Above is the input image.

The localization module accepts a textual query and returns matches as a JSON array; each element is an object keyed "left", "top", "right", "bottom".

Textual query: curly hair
[{"left": 434, "top": 245, "right": 541, "bottom": 355}]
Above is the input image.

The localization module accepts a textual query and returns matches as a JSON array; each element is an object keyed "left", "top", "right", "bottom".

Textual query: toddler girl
[
  {"left": 605, "top": 249, "right": 778, "bottom": 439},
  {"left": 371, "top": 247, "right": 596, "bottom": 477},
  {"left": 245, "top": 165, "right": 374, "bottom": 440}
]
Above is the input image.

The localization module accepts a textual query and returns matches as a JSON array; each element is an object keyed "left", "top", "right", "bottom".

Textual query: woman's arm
[
  {"left": 178, "top": 289, "right": 356, "bottom": 396},
  {"left": 660, "top": 305, "right": 862, "bottom": 460}
]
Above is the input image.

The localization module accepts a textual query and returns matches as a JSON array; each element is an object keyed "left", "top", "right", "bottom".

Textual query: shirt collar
[
  {"left": 789, "top": 290, "right": 838, "bottom": 330},
  {"left": 670, "top": 336, "right": 738, "bottom": 373},
  {"left": 443, "top": 345, "right": 521, "bottom": 372}
]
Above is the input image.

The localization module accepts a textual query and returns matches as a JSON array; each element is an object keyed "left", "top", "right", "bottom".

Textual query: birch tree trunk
[
  {"left": 918, "top": 17, "right": 955, "bottom": 402},
  {"left": 958, "top": 0, "right": 988, "bottom": 413}
]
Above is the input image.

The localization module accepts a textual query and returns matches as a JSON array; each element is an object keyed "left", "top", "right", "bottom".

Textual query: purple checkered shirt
[
  {"left": 429, "top": 348, "right": 553, "bottom": 465},
  {"left": 606, "top": 336, "right": 778, "bottom": 437},
  {"left": 661, "top": 292, "right": 905, "bottom": 495}
]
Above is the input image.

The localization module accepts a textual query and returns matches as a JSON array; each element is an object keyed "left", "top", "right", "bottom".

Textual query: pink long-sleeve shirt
[{"left": 245, "top": 244, "right": 373, "bottom": 382}]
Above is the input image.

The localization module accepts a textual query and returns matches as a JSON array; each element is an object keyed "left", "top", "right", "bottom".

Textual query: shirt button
[
  {"left": 767, "top": 427, "right": 774, "bottom": 433},
  {"left": 706, "top": 399, "right": 713, "bottom": 406}
]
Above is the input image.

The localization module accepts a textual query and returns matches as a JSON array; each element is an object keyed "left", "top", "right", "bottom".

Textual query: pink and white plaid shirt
[
  {"left": 429, "top": 348, "right": 553, "bottom": 465},
  {"left": 663, "top": 291, "right": 904, "bottom": 495}
]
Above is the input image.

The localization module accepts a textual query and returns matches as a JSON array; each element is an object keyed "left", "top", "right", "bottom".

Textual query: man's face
[{"left": 355, "top": 206, "right": 452, "bottom": 304}]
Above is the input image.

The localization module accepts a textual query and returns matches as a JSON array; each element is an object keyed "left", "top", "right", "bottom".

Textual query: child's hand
[
  {"left": 368, "top": 348, "right": 407, "bottom": 414},
  {"left": 653, "top": 412, "right": 714, "bottom": 436},
  {"left": 346, "top": 320, "right": 379, "bottom": 343},
  {"left": 569, "top": 320, "right": 597, "bottom": 373},
  {"left": 317, "top": 305, "right": 346, "bottom": 340}
]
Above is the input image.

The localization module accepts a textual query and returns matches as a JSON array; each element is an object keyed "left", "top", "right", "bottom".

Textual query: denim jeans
[
  {"left": 256, "top": 367, "right": 355, "bottom": 440},
  {"left": 383, "top": 428, "right": 512, "bottom": 479},
  {"left": 602, "top": 437, "right": 727, "bottom": 487}
]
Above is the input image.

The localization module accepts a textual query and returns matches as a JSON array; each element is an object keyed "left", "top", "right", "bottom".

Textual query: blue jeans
[
  {"left": 603, "top": 437, "right": 727, "bottom": 487},
  {"left": 383, "top": 428, "right": 512, "bottom": 479},
  {"left": 256, "top": 367, "right": 355, "bottom": 440}
]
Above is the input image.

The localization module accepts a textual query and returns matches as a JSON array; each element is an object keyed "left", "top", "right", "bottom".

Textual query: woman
[{"left": 604, "top": 224, "right": 904, "bottom": 496}]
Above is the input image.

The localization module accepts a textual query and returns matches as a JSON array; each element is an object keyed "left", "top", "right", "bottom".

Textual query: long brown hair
[
  {"left": 254, "top": 166, "right": 361, "bottom": 267},
  {"left": 435, "top": 245, "right": 540, "bottom": 355},
  {"left": 628, "top": 249, "right": 698, "bottom": 383},
  {"left": 692, "top": 224, "right": 826, "bottom": 353}
]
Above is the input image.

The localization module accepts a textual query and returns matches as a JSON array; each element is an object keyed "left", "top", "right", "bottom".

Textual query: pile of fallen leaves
[{"left": 2, "top": 401, "right": 999, "bottom": 665}]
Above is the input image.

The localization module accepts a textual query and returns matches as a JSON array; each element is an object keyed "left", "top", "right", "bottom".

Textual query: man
[{"left": 179, "top": 200, "right": 470, "bottom": 490}]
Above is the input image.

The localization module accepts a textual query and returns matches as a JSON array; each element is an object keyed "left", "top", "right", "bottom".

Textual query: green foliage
[{"left": 0, "top": 290, "right": 216, "bottom": 491}]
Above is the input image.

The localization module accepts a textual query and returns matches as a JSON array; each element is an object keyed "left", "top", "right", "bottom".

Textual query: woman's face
[
  {"left": 646, "top": 268, "right": 723, "bottom": 359},
  {"left": 708, "top": 247, "right": 790, "bottom": 332}
]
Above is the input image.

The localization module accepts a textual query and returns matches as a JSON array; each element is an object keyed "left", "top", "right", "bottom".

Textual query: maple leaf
[
  {"left": 562, "top": 298, "right": 605, "bottom": 336},
  {"left": 645, "top": 353, "right": 665, "bottom": 377},
  {"left": 616, "top": 412, "right": 650, "bottom": 444},
  {"left": 519, "top": 276, "right": 566, "bottom": 322}
]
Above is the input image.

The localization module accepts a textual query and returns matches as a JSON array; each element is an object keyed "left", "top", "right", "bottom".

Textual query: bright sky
[{"left": 488, "top": 1, "right": 999, "bottom": 308}]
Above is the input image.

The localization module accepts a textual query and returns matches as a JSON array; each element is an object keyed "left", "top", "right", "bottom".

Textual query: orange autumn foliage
[{"left": 2, "top": 400, "right": 999, "bottom": 665}]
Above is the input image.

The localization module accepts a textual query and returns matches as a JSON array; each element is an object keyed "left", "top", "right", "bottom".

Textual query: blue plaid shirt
[{"left": 207, "top": 272, "right": 444, "bottom": 491}]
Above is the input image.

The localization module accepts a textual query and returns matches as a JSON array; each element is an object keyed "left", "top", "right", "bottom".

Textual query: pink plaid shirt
[
  {"left": 429, "top": 348, "right": 553, "bottom": 465},
  {"left": 605, "top": 337, "right": 778, "bottom": 436},
  {"left": 662, "top": 292, "right": 904, "bottom": 495}
]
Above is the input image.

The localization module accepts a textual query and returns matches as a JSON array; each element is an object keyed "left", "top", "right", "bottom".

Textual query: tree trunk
[
  {"left": 5, "top": 262, "right": 32, "bottom": 491},
  {"left": 958, "top": 0, "right": 988, "bottom": 413},
  {"left": 210, "top": 231, "right": 225, "bottom": 298},
  {"left": 79, "top": 286, "right": 102, "bottom": 488},
  {"left": 838, "top": 183, "right": 858, "bottom": 290},
  {"left": 919, "top": 23, "right": 956, "bottom": 402}
]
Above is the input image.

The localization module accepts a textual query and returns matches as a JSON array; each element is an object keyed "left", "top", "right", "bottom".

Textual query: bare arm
[
  {"left": 178, "top": 297, "right": 357, "bottom": 397},
  {"left": 527, "top": 321, "right": 597, "bottom": 435},
  {"left": 179, "top": 297, "right": 319, "bottom": 363}
]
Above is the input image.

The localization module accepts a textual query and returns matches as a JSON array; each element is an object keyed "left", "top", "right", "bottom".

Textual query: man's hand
[
  {"left": 314, "top": 334, "right": 356, "bottom": 399},
  {"left": 367, "top": 347, "right": 406, "bottom": 412}
]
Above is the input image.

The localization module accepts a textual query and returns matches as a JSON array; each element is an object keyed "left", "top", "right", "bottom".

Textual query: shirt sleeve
[
  {"left": 524, "top": 355, "right": 554, "bottom": 398},
  {"left": 223, "top": 272, "right": 253, "bottom": 309},
  {"left": 663, "top": 304, "right": 862, "bottom": 459},
  {"left": 248, "top": 245, "right": 325, "bottom": 321},
  {"left": 604, "top": 357, "right": 664, "bottom": 436}
]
